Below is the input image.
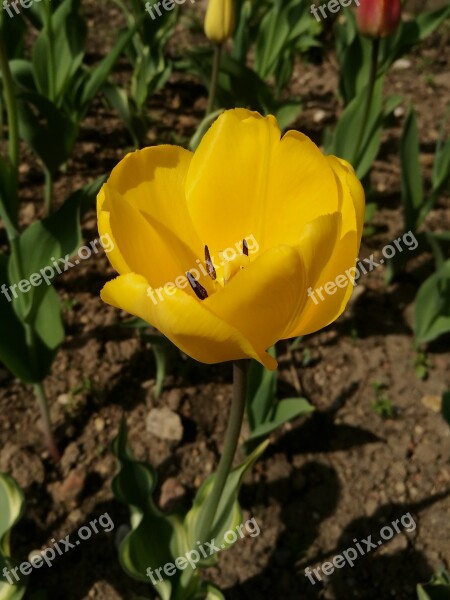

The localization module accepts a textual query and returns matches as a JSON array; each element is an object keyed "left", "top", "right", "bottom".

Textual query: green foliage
[
  {"left": 8, "top": 0, "right": 134, "bottom": 179},
  {"left": 417, "top": 569, "right": 450, "bottom": 600},
  {"left": 330, "top": 4, "right": 450, "bottom": 178},
  {"left": 112, "top": 422, "right": 265, "bottom": 600},
  {"left": 414, "top": 258, "right": 450, "bottom": 346},
  {"left": 0, "top": 176, "right": 105, "bottom": 384},
  {"left": 0, "top": 473, "right": 27, "bottom": 600},
  {"left": 106, "top": 0, "right": 177, "bottom": 145},
  {"left": 244, "top": 347, "right": 314, "bottom": 452},
  {"left": 371, "top": 381, "right": 395, "bottom": 419}
]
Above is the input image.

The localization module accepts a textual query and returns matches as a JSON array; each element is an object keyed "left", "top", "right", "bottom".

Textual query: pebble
[
  {"left": 57, "top": 393, "right": 71, "bottom": 406},
  {"left": 421, "top": 395, "right": 441, "bottom": 413},
  {"left": 94, "top": 417, "right": 105, "bottom": 433},
  {"left": 146, "top": 407, "right": 183, "bottom": 442},
  {"left": 313, "top": 109, "right": 327, "bottom": 124},
  {"left": 393, "top": 58, "right": 412, "bottom": 70}
]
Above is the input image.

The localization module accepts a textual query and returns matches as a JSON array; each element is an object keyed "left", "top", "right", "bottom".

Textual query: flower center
[{"left": 186, "top": 240, "right": 250, "bottom": 300}]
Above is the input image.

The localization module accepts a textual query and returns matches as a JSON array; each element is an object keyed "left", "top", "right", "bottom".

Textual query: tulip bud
[
  {"left": 204, "top": 0, "right": 235, "bottom": 44},
  {"left": 356, "top": 0, "right": 401, "bottom": 38}
]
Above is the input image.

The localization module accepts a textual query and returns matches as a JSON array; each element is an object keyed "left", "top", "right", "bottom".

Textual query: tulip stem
[
  {"left": 353, "top": 37, "right": 380, "bottom": 169},
  {"left": 196, "top": 359, "right": 248, "bottom": 545},
  {"left": 34, "top": 382, "right": 60, "bottom": 462},
  {"left": 206, "top": 44, "right": 222, "bottom": 116}
]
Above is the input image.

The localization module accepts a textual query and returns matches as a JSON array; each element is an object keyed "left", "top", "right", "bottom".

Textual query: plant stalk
[
  {"left": 44, "top": 169, "right": 54, "bottom": 215},
  {"left": 34, "top": 383, "right": 60, "bottom": 462},
  {"left": 0, "top": 35, "right": 19, "bottom": 173},
  {"left": 353, "top": 37, "right": 380, "bottom": 168},
  {"left": 196, "top": 360, "right": 248, "bottom": 544},
  {"left": 206, "top": 44, "right": 222, "bottom": 116}
]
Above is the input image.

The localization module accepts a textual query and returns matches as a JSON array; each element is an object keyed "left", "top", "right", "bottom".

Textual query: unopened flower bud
[
  {"left": 204, "top": 0, "right": 235, "bottom": 44},
  {"left": 356, "top": 0, "right": 401, "bottom": 38}
]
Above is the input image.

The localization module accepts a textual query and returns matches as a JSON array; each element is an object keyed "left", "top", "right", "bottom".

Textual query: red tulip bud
[{"left": 356, "top": 0, "right": 402, "bottom": 38}]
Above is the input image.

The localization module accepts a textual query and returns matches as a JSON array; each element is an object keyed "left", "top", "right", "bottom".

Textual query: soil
[{"left": 1, "top": 2, "right": 450, "bottom": 600}]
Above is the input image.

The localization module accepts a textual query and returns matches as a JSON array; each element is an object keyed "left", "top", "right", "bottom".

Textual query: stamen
[
  {"left": 204, "top": 245, "right": 217, "bottom": 280},
  {"left": 243, "top": 239, "right": 249, "bottom": 256},
  {"left": 187, "top": 272, "right": 208, "bottom": 300}
]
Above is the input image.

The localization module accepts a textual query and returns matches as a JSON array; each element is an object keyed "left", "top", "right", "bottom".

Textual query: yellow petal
[
  {"left": 288, "top": 230, "right": 359, "bottom": 337},
  {"left": 101, "top": 273, "right": 277, "bottom": 370},
  {"left": 204, "top": 245, "right": 306, "bottom": 352},
  {"left": 98, "top": 146, "right": 208, "bottom": 290},
  {"left": 97, "top": 185, "right": 131, "bottom": 275},
  {"left": 327, "top": 155, "right": 365, "bottom": 241},
  {"left": 186, "top": 110, "right": 338, "bottom": 255}
]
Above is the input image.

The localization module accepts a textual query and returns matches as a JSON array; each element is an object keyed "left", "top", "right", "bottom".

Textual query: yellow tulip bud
[{"left": 204, "top": 0, "right": 235, "bottom": 44}]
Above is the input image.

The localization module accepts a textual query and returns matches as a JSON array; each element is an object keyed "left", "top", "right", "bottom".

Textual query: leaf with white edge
[
  {"left": 111, "top": 422, "right": 200, "bottom": 600},
  {"left": 0, "top": 473, "right": 27, "bottom": 600},
  {"left": 185, "top": 440, "right": 268, "bottom": 557},
  {"left": 246, "top": 398, "right": 315, "bottom": 443}
]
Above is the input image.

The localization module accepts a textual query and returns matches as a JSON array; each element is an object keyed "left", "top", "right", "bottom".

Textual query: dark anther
[
  {"left": 243, "top": 239, "right": 249, "bottom": 256},
  {"left": 187, "top": 272, "right": 208, "bottom": 300},
  {"left": 204, "top": 245, "right": 217, "bottom": 280}
]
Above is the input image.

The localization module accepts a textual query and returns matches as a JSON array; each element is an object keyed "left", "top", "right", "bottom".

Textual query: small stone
[
  {"left": 394, "top": 106, "right": 405, "bottom": 118},
  {"left": 58, "top": 393, "right": 70, "bottom": 406},
  {"left": 313, "top": 109, "right": 327, "bottom": 124},
  {"left": 146, "top": 407, "right": 183, "bottom": 442},
  {"left": 393, "top": 58, "right": 411, "bottom": 70},
  {"left": 94, "top": 417, "right": 105, "bottom": 433},
  {"left": 421, "top": 395, "right": 441, "bottom": 413}
]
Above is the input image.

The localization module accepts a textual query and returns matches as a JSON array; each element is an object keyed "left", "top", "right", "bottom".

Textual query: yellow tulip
[
  {"left": 204, "top": 0, "right": 235, "bottom": 44},
  {"left": 97, "top": 109, "right": 365, "bottom": 370}
]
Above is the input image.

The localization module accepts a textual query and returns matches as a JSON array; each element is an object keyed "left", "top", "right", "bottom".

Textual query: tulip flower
[
  {"left": 98, "top": 109, "right": 364, "bottom": 370},
  {"left": 204, "top": 0, "right": 235, "bottom": 45},
  {"left": 356, "top": 0, "right": 402, "bottom": 38}
]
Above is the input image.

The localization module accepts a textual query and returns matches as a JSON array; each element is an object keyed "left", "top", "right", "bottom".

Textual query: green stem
[
  {"left": 206, "top": 44, "right": 222, "bottom": 116},
  {"left": 42, "top": 0, "right": 56, "bottom": 101},
  {"left": 0, "top": 35, "right": 19, "bottom": 172},
  {"left": 34, "top": 383, "right": 60, "bottom": 462},
  {"left": 44, "top": 169, "right": 54, "bottom": 215},
  {"left": 352, "top": 37, "right": 380, "bottom": 168},
  {"left": 196, "top": 360, "right": 248, "bottom": 545}
]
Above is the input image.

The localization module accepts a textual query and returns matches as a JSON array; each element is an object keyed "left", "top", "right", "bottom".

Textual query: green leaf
[
  {"left": 16, "top": 91, "right": 77, "bottom": 175},
  {"left": 0, "top": 473, "right": 27, "bottom": 600},
  {"left": 111, "top": 423, "right": 200, "bottom": 600},
  {"left": 331, "top": 75, "right": 384, "bottom": 179},
  {"left": 0, "top": 254, "right": 36, "bottom": 383},
  {"left": 401, "top": 108, "right": 424, "bottom": 231},
  {"left": 32, "top": 0, "right": 87, "bottom": 103},
  {"left": 0, "top": 155, "right": 18, "bottom": 238},
  {"left": 185, "top": 440, "right": 268, "bottom": 554},
  {"left": 77, "top": 26, "right": 138, "bottom": 118},
  {"left": 8, "top": 175, "right": 104, "bottom": 320},
  {"left": 414, "top": 259, "right": 450, "bottom": 345},
  {"left": 432, "top": 137, "right": 450, "bottom": 198},
  {"left": 246, "top": 348, "right": 277, "bottom": 430},
  {"left": 246, "top": 398, "right": 315, "bottom": 443}
]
